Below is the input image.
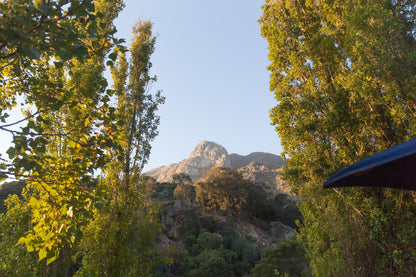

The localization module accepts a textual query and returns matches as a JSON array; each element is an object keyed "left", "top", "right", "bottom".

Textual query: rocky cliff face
[
  {"left": 151, "top": 141, "right": 231, "bottom": 182},
  {"left": 229, "top": 152, "right": 284, "bottom": 170},
  {"left": 144, "top": 141, "right": 290, "bottom": 195}
]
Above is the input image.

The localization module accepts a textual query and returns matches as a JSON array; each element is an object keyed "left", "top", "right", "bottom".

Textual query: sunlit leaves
[
  {"left": 260, "top": 0, "right": 416, "bottom": 275},
  {"left": 0, "top": 0, "right": 126, "bottom": 267},
  {"left": 75, "top": 20, "right": 163, "bottom": 275}
]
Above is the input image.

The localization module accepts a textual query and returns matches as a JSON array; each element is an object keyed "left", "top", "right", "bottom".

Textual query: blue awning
[{"left": 324, "top": 138, "right": 416, "bottom": 190}]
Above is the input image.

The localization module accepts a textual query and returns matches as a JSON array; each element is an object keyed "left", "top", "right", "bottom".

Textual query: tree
[
  {"left": 0, "top": 194, "right": 41, "bottom": 276},
  {"left": 260, "top": 0, "right": 416, "bottom": 275},
  {"left": 180, "top": 248, "right": 237, "bottom": 277},
  {"left": 0, "top": 0, "right": 125, "bottom": 265},
  {"left": 195, "top": 167, "right": 249, "bottom": 215},
  {"left": 76, "top": 20, "right": 163, "bottom": 276},
  {"left": 252, "top": 239, "right": 309, "bottom": 277},
  {"left": 173, "top": 173, "right": 195, "bottom": 205}
]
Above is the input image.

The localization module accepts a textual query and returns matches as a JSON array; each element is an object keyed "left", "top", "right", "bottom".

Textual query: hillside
[
  {"left": 144, "top": 141, "right": 290, "bottom": 196},
  {"left": 151, "top": 164, "right": 307, "bottom": 276}
]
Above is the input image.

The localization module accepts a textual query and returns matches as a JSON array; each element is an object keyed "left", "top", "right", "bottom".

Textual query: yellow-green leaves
[{"left": 261, "top": 0, "right": 416, "bottom": 275}]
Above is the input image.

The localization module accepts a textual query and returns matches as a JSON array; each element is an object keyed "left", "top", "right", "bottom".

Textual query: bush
[
  {"left": 182, "top": 208, "right": 200, "bottom": 237},
  {"left": 200, "top": 216, "right": 217, "bottom": 233},
  {"left": 196, "top": 232, "right": 223, "bottom": 251},
  {"left": 152, "top": 182, "right": 177, "bottom": 202},
  {"left": 252, "top": 239, "right": 310, "bottom": 277},
  {"left": 180, "top": 248, "right": 237, "bottom": 277}
]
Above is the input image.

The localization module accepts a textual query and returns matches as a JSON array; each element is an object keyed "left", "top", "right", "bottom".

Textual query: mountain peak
[
  {"left": 145, "top": 140, "right": 284, "bottom": 182},
  {"left": 189, "top": 141, "right": 228, "bottom": 160},
  {"left": 144, "top": 140, "right": 291, "bottom": 197}
]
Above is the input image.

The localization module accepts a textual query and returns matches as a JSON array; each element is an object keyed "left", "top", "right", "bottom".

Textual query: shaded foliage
[
  {"left": 174, "top": 209, "right": 261, "bottom": 277},
  {"left": 252, "top": 239, "right": 310, "bottom": 277},
  {"left": 0, "top": 180, "right": 26, "bottom": 213},
  {"left": 152, "top": 182, "right": 177, "bottom": 203}
]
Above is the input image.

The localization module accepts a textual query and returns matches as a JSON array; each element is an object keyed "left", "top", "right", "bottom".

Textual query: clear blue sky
[
  {"left": 114, "top": 0, "right": 283, "bottom": 171},
  {"left": 0, "top": 0, "right": 283, "bottom": 173}
]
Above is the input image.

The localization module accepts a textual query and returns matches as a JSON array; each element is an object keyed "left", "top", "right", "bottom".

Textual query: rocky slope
[
  {"left": 159, "top": 200, "right": 295, "bottom": 250},
  {"left": 145, "top": 141, "right": 289, "bottom": 194},
  {"left": 150, "top": 141, "right": 231, "bottom": 182}
]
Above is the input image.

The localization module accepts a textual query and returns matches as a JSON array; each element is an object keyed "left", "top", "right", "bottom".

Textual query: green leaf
[
  {"left": 46, "top": 252, "right": 58, "bottom": 265},
  {"left": 16, "top": 236, "right": 26, "bottom": 246},
  {"left": 39, "top": 248, "right": 47, "bottom": 261},
  {"left": 56, "top": 49, "right": 71, "bottom": 61},
  {"left": 109, "top": 52, "right": 118, "bottom": 61},
  {"left": 6, "top": 147, "right": 17, "bottom": 159}
]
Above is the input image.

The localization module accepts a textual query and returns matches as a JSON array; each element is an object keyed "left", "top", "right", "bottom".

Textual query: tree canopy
[
  {"left": 195, "top": 167, "right": 249, "bottom": 215},
  {"left": 0, "top": 1, "right": 163, "bottom": 274},
  {"left": 260, "top": 0, "right": 416, "bottom": 275}
]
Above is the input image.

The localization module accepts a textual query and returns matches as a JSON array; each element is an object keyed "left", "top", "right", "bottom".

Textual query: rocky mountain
[
  {"left": 151, "top": 141, "right": 231, "bottom": 182},
  {"left": 144, "top": 140, "right": 290, "bottom": 195}
]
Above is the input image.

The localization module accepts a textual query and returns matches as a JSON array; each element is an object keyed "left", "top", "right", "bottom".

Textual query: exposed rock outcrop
[
  {"left": 145, "top": 141, "right": 289, "bottom": 196},
  {"left": 229, "top": 152, "right": 284, "bottom": 170},
  {"left": 151, "top": 141, "right": 231, "bottom": 182},
  {"left": 237, "top": 161, "right": 282, "bottom": 194},
  {"left": 161, "top": 200, "right": 186, "bottom": 240}
]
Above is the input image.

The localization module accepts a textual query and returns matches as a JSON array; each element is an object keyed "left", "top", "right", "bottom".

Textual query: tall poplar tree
[
  {"left": 260, "top": 0, "right": 416, "bottom": 275},
  {"left": 76, "top": 21, "right": 164, "bottom": 276}
]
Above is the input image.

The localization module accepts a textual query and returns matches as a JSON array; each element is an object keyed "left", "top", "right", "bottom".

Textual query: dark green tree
[
  {"left": 252, "top": 239, "right": 309, "bottom": 277},
  {"left": 260, "top": 0, "right": 416, "bottom": 275}
]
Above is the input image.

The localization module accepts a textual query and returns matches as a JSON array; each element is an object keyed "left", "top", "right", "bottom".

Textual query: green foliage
[
  {"left": 195, "top": 167, "right": 249, "bottom": 215},
  {"left": 76, "top": 20, "right": 163, "bottom": 276},
  {"left": 182, "top": 208, "right": 200, "bottom": 238},
  {"left": 76, "top": 178, "right": 161, "bottom": 277},
  {"left": 173, "top": 174, "right": 195, "bottom": 205},
  {"left": 171, "top": 209, "right": 262, "bottom": 277},
  {"left": 0, "top": 3, "right": 164, "bottom": 275},
  {"left": 196, "top": 232, "right": 223, "bottom": 251},
  {"left": 0, "top": 194, "right": 40, "bottom": 276},
  {"left": 1, "top": 0, "right": 126, "bottom": 263},
  {"left": 200, "top": 216, "right": 218, "bottom": 233},
  {"left": 152, "top": 182, "right": 177, "bottom": 203},
  {"left": 111, "top": 20, "right": 164, "bottom": 178},
  {"left": 231, "top": 237, "right": 260, "bottom": 276},
  {"left": 246, "top": 186, "right": 301, "bottom": 228},
  {"left": 0, "top": 180, "right": 26, "bottom": 213},
  {"left": 252, "top": 239, "right": 310, "bottom": 277},
  {"left": 260, "top": 0, "right": 416, "bottom": 275},
  {"left": 194, "top": 166, "right": 301, "bottom": 227},
  {"left": 219, "top": 225, "right": 238, "bottom": 249},
  {"left": 180, "top": 248, "right": 237, "bottom": 277},
  {"left": 0, "top": 191, "right": 77, "bottom": 276}
]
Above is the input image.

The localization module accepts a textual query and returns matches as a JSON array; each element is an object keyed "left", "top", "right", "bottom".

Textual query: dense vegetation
[
  {"left": 260, "top": 0, "right": 416, "bottom": 275},
  {"left": 1, "top": 0, "right": 163, "bottom": 275},
  {"left": 150, "top": 170, "right": 307, "bottom": 276},
  {"left": 3, "top": 0, "right": 414, "bottom": 276}
]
